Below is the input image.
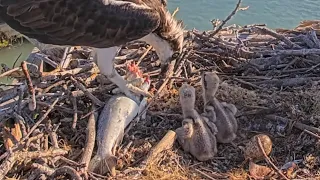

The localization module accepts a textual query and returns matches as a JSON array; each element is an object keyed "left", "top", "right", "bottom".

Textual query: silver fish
[
  {"left": 88, "top": 64, "right": 150, "bottom": 176},
  {"left": 88, "top": 95, "right": 141, "bottom": 176}
]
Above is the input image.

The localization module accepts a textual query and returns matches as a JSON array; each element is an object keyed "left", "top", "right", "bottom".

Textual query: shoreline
[
  {"left": 0, "top": 23, "right": 24, "bottom": 49},
  {"left": 1, "top": 18, "right": 319, "bottom": 50}
]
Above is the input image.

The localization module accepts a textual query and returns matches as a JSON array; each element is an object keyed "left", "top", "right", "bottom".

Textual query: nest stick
[
  {"left": 13, "top": 112, "right": 27, "bottom": 138},
  {"left": 41, "top": 63, "right": 95, "bottom": 77},
  {"left": 0, "top": 148, "right": 68, "bottom": 180},
  {"left": 168, "top": 48, "right": 191, "bottom": 88},
  {"left": 115, "top": 49, "right": 139, "bottom": 60},
  {"left": 71, "top": 96, "right": 78, "bottom": 129},
  {"left": 70, "top": 76, "right": 104, "bottom": 107},
  {"left": 31, "top": 163, "right": 55, "bottom": 176},
  {"left": 17, "top": 85, "right": 25, "bottom": 115},
  {"left": 265, "top": 115, "right": 320, "bottom": 134},
  {"left": 46, "top": 119, "right": 59, "bottom": 149},
  {"left": 136, "top": 45, "right": 152, "bottom": 66},
  {"left": 138, "top": 130, "right": 177, "bottom": 170},
  {"left": 195, "top": 169, "right": 216, "bottom": 180},
  {"left": 0, "top": 67, "right": 21, "bottom": 78},
  {"left": 303, "top": 129, "right": 320, "bottom": 139},
  {"left": 60, "top": 47, "right": 75, "bottom": 69},
  {"left": 257, "top": 137, "right": 289, "bottom": 180},
  {"left": 22, "top": 98, "right": 60, "bottom": 142},
  {"left": 48, "top": 166, "right": 82, "bottom": 180},
  {"left": 25, "top": 133, "right": 44, "bottom": 149},
  {"left": 209, "top": 0, "right": 242, "bottom": 37},
  {"left": 252, "top": 26, "right": 301, "bottom": 48},
  {"left": 36, "top": 101, "right": 82, "bottom": 115},
  {"left": 42, "top": 80, "right": 66, "bottom": 93},
  {"left": 79, "top": 106, "right": 97, "bottom": 170},
  {"left": 21, "top": 61, "right": 37, "bottom": 111},
  {"left": 308, "top": 29, "right": 320, "bottom": 48}
]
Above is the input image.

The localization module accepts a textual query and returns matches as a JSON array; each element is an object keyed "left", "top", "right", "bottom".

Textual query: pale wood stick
[
  {"left": 251, "top": 26, "right": 301, "bottom": 48},
  {"left": 139, "top": 130, "right": 177, "bottom": 169},
  {"left": 136, "top": 45, "right": 152, "bottom": 66},
  {"left": 79, "top": 106, "right": 97, "bottom": 170},
  {"left": 60, "top": 47, "right": 75, "bottom": 69}
]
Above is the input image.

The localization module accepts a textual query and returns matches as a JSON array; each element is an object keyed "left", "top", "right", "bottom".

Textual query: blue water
[{"left": 167, "top": 0, "right": 320, "bottom": 30}]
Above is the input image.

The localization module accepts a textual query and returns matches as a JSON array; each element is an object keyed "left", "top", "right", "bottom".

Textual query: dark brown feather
[{"left": 0, "top": 0, "right": 163, "bottom": 48}]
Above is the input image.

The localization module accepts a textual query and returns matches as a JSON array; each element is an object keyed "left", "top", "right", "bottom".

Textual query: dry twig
[
  {"left": 70, "top": 76, "right": 104, "bottom": 107},
  {"left": 23, "top": 98, "right": 60, "bottom": 142},
  {"left": 21, "top": 61, "right": 36, "bottom": 111},
  {"left": 257, "top": 137, "right": 289, "bottom": 180},
  {"left": 209, "top": 0, "right": 243, "bottom": 37}
]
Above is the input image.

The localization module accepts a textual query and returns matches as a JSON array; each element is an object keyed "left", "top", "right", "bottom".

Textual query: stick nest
[{"left": 1, "top": 19, "right": 320, "bottom": 180}]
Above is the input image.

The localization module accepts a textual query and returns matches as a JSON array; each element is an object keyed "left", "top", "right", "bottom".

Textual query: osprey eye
[{"left": 172, "top": 52, "right": 180, "bottom": 58}]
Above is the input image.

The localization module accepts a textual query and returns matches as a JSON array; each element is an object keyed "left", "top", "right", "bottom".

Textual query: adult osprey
[{"left": 0, "top": 0, "right": 184, "bottom": 101}]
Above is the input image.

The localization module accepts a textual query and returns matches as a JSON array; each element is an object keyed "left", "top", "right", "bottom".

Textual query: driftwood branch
[{"left": 138, "top": 130, "right": 177, "bottom": 170}]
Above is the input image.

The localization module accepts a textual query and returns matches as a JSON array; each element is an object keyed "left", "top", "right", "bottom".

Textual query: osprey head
[
  {"left": 157, "top": 13, "right": 184, "bottom": 64},
  {"left": 167, "top": 20, "right": 184, "bottom": 58},
  {"left": 140, "top": 10, "right": 184, "bottom": 65}
]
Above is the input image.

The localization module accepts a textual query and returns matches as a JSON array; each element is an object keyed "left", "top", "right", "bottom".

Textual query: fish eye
[{"left": 172, "top": 52, "right": 180, "bottom": 58}]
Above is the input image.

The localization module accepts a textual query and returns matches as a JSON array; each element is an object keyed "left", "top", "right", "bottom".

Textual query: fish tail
[{"left": 88, "top": 154, "right": 117, "bottom": 176}]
